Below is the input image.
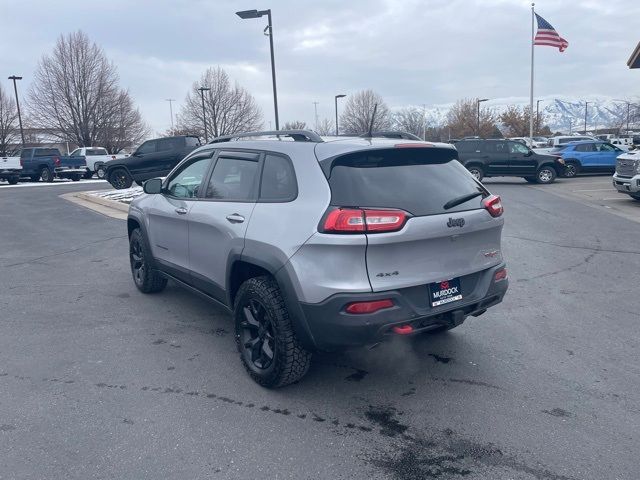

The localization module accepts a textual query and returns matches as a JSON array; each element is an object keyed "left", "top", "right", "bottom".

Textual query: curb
[{"left": 75, "top": 191, "right": 130, "bottom": 212}]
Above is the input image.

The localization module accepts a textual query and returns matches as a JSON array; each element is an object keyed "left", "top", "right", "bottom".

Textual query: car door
[
  {"left": 187, "top": 150, "right": 260, "bottom": 303},
  {"left": 507, "top": 141, "right": 537, "bottom": 176},
  {"left": 145, "top": 153, "right": 213, "bottom": 282},
  {"left": 595, "top": 143, "right": 621, "bottom": 172},
  {"left": 156, "top": 137, "right": 185, "bottom": 175},
  {"left": 483, "top": 141, "right": 510, "bottom": 175},
  {"left": 128, "top": 140, "right": 157, "bottom": 178},
  {"left": 573, "top": 143, "right": 597, "bottom": 171}
]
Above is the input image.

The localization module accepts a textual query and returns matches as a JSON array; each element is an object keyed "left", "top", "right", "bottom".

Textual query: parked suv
[
  {"left": 613, "top": 150, "right": 640, "bottom": 201},
  {"left": 455, "top": 138, "right": 565, "bottom": 183},
  {"left": 105, "top": 135, "right": 200, "bottom": 189},
  {"left": 126, "top": 130, "right": 509, "bottom": 387},
  {"left": 550, "top": 141, "right": 624, "bottom": 177}
]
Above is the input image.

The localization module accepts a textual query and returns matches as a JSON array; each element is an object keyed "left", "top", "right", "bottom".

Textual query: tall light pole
[
  {"left": 313, "top": 101, "right": 319, "bottom": 130},
  {"left": 334, "top": 94, "right": 346, "bottom": 135},
  {"left": 198, "top": 87, "right": 210, "bottom": 141},
  {"left": 584, "top": 101, "right": 590, "bottom": 134},
  {"left": 422, "top": 104, "right": 427, "bottom": 140},
  {"left": 165, "top": 99, "right": 175, "bottom": 130},
  {"left": 8, "top": 76, "right": 25, "bottom": 145},
  {"left": 236, "top": 9, "right": 279, "bottom": 130},
  {"left": 614, "top": 100, "right": 633, "bottom": 134},
  {"left": 535, "top": 99, "right": 543, "bottom": 136},
  {"left": 476, "top": 98, "right": 489, "bottom": 136}
]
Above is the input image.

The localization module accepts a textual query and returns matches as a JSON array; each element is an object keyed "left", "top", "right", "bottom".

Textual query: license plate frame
[{"left": 429, "top": 277, "right": 463, "bottom": 307}]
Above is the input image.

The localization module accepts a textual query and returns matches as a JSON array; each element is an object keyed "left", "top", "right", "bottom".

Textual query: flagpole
[{"left": 529, "top": 3, "right": 535, "bottom": 140}]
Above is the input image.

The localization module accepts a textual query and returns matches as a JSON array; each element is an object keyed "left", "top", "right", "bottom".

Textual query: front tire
[
  {"left": 467, "top": 165, "right": 484, "bottom": 182},
  {"left": 71, "top": 175, "right": 81, "bottom": 182},
  {"left": 96, "top": 164, "right": 106, "bottom": 179},
  {"left": 7, "top": 176, "right": 19, "bottom": 185},
  {"left": 535, "top": 165, "right": 557, "bottom": 184},
  {"left": 83, "top": 170, "right": 94, "bottom": 180},
  {"left": 563, "top": 160, "right": 580, "bottom": 178},
  {"left": 109, "top": 168, "right": 133, "bottom": 189},
  {"left": 630, "top": 193, "right": 640, "bottom": 202},
  {"left": 129, "top": 228, "right": 167, "bottom": 294},
  {"left": 234, "top": 276, "right": 311, "bottom": 388}
]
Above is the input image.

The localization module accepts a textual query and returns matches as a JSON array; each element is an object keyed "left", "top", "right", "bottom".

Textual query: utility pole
[
  {"left": 165, "top": 99, "right": 175, "bottom": 130},
  {"left": 8, "top": 76, "right": 25, "bottom": 145},
  {"left": 422, "top": 104, "right": 427, "bottom": 140},
  {"left": 334, "top": 94, "right": 346, "bottom": 135},
  {"left": 313, "top": 101, "right": 319, "bottom": 131},
  {"left": 476, "top": 98, "right": 489, "bottom": 136},
  {"left": 584, "top": 101, "right": 589, "bottom": 134},
  {"left": 536, "top": 99, "right": 542, "bottom": 136},
  {"left": 198, "top": 87, "right": 210, "bottom": 141}
]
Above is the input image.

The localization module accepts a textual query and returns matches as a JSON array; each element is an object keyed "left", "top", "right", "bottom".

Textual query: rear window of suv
[{"left": 327, "top": 148, "right": 487, "bottom": 216}]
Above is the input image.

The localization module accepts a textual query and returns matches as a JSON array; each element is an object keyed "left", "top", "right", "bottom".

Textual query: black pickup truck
[
  {"left": 105, "top": 136, "right": 200, "bottom": 189},
  {"left": 18, "top": 147, "right": 87, "bottom": 182}
]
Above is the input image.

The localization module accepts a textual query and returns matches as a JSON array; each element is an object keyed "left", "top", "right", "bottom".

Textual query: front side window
[
  {"left": 509, "top": 142, "right": 529, "bottom": 154},
  {"left": 259, "top": 154, "right": 297, "bottom": 202},
  {"left": 157, "top": 138, "right": 182, "bottom": 152},
  {"left": 165, "top": 157, "right": 211, "bottom": 199},
  {"left": 485, "top": 141, "right": 507, "bottom": 153},
  {"left": 598, "top": 143, "right": 616, "bottom": 152},
  {"left": 205, "top": 157, "right": 259, "bottom": 201},
  {"left": 575, "top": 144, "right": 595, "bottom": 152},
  {"left": 137, "top": 141, "right": 156, "bottom": 154},
  {"left": 70, "top": 149, "right": 81, "bottom": 157}
]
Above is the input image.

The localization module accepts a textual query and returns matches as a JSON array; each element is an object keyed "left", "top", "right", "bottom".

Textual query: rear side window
[
  {"left": 35, "top": 149, "right": 60, "bottom": 157},
  {"left": 86, "top": 148, "right": 108, "bottom": 156},
  {"left": 205, "top": 157, "right": 259, "bottom": 201},
  {"left": 157, "top": 138, "right": 183, "bottom": 151},
  {"left": 185, "top": 137, "right": 200, "bottom": 147},
  {"left": 455, "top": 141, "right": 479, "bottom": 153},
  {"left": 328, "top": 148, "right": 486, "bottom": 217},
  {"left": 259, "top": 154, "right": 297, "bottom": 202}
]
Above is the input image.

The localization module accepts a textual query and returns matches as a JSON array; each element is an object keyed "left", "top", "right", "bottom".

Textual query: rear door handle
[
  {"left": 226, "top": 213, "right": 245, "bottom": 224},
  {"left": 175, "top": 207, "right": 188, "bottom": 215}
]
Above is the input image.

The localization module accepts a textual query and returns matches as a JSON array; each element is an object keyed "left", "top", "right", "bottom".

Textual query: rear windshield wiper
[{"left": 443, "top": 191, "right": 483, "bottom": 210}]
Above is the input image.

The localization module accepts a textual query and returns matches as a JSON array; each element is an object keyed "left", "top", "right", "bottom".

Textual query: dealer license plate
[{"left": 429, "top": 278, "right": 462, "bottom": 307}]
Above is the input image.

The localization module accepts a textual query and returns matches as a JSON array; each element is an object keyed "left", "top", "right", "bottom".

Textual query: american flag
[{"left": 534, "top": 13, "right": 569, "bottom": 52}]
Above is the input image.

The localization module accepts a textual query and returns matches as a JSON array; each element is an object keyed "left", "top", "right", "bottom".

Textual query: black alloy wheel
[
  {"left": 239, "top": 299, "right": 276, "bottom": 370},
  {"left": 128, "top": 228, "right": 167, "bottom": 293},
  {"left": 110, "top": 168, "right": 132, "bottom": 189}
]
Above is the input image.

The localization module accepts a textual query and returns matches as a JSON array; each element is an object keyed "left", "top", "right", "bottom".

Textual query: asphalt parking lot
[{"left": 1, "top": 179, "right": 639, "bottom": 480}]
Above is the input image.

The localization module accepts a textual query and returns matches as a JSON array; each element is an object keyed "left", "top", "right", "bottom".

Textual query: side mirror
[
  {"left": 525, "top": 149, "right": 533, "bottom": 156},
  {"left": 133, "top": 151, "right": 142, "bottom": 157},
  {"left": 143, "top": 177, "right": 163, "bottom": 194}
]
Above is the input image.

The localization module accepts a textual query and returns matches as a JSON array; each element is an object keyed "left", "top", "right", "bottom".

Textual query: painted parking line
[
  {"left": 0, "top": 179, "right": 107, "bottom": 189},
  {"left": 572, "top": 188, "right": 617, "bottom": 193}
]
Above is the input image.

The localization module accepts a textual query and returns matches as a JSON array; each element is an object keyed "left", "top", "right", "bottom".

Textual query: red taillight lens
[
  {"left": 323, "top": 208, "right": 365, "bottom": 232},
  {"left": 483, "top": 195, "right": 503, "bottom": 218},
  {"left": 322, "top": 208, "right": 407, "bottom": 233},
  {"left": 494, "top": 268, "right": 508, "bottom": 282},
  {"left": 53, "top": 156, "right": 61, "bottom": 166},
  {"left": 345, "top": 299, "right": 394, "bottom": 314}
]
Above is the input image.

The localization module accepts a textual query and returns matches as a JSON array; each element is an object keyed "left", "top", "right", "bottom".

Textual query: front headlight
[
  {"left": 635, "top": 161, "right": 640, "bottom": 174},
  {"left": 557, "top": 158, "right": 565, "bottom": 165}
]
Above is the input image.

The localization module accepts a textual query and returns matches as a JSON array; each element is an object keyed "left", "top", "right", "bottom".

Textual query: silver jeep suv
[{"left": 127, "top": 130, "right": 508, "bottom": 387}]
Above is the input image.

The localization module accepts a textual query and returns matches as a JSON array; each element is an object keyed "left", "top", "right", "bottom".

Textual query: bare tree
[
  {"left": 499, "top": 105, "right": 549, "bottom": 137},
  {"left": 315, "top": 117, "right": 335, "bottom": 136},
  {"left": 0, "top": 85, "right": 19, "bottom": 155},
  {"left": 178, "top": 67, "right": 262, "bottom": 139},
  {"left": 283, "top": 120, "right": 306, "bottom": 130},
  {"left": 393, "top": 107, "right": 426, "bottom": 139},
  {"left": 446, "top": 98, "right": 497, "bottom": 138},
  {"left": 340, "top": 90, "right": 392, "bottom": 134},
  {"left": 27, "top": 31, "right": 147, "bottom": 151}
]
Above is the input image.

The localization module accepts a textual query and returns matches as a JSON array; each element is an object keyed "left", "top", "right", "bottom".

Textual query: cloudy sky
[{"left": 1, "top": 0, "right": 639, "bottom": 134}]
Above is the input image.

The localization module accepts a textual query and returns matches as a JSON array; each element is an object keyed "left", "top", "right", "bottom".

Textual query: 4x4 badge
[{"left": 447, "top": 217, "right": 465, "bottom": 228}]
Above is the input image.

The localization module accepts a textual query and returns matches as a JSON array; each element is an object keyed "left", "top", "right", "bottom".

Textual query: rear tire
[
  {"left": 630, "top": 193, "right": 640, "bottom": 201},
  {"left": 40, "top": 167, "right": 54, "bottom": 183},
  {"left": 129, "top": 228, "right": 167, "bottom": 294},
  {"left": 467, "top": 165, "right": 484, "bottom": 182},
  {"left": 96, "top": 164, "right": 106, "bottom": 179},
  {"left": 535, "top": 165, "right": 556, "bottom": 184},
  {"left": 83, "top": 170, "right": 94, "bottom": 180},
  {"left": 109, "top": 168, "right": 133, "bottom": 189},
  {"left": 7, "top": 176, "right": 19, "bottom": 185},
  {"left": 234, "top": 276, "right": 312, "bottom": 388},
  {"left": 71, "top": 175, "right": 81, "bottom": 182},
  {"left": 563, "top": 160, "right": 580, "bottom": 178}
]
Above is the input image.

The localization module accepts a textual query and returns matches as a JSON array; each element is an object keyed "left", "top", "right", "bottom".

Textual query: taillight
[
  {"left": 322, "top": 208, "right": 407, "bottom": 233},
  {"left": 345, "top": 299, "right": 394, "bottom": 314},
  {"left": 53, "top": 156, "right": 61, "bottom": 166},
  {"left": 494, "top": 268, "right": 508, "bottom": 282},
  {"left": 482, "top": 195, "right": 503, "bottom": 218}
]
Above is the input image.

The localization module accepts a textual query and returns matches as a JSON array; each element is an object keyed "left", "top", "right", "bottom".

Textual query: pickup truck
[
  {"left": 17, "top": 147, "right": 87, "bottom": 182},
  {"left": 0, "top": 155, "right": 22, "bottom": 184},
  {"left": 69, "top": 147, "right": 128, "bottom": 179},
  {"left": 105, "top": 135, "right": 200, "bottom": 189}
]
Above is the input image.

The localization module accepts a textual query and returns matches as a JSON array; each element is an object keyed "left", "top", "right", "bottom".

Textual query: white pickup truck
[
  {"left": 69, "top": 147, "right": 127, "bottom": 179},
  {"left": 0, "top": 154, "right": 22, "bottom": 184}
]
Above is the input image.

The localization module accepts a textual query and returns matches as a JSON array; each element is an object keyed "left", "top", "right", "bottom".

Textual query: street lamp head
[
  {"left": 8, "top": 75, "right": 23, "bottom": 81},
  {"left": 236, "top": 9, "right": 266, "bottom": 19},
  {"left": 335, "top": 94, "right": 346, "bottom": 99},
  {"left": 478, "top": 98, "right": 489, "bottom": 103},
  {"left": 198, "top": 87, "right": 211, "bottom": 92}
]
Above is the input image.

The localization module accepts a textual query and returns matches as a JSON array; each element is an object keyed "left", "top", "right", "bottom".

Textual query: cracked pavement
[{"left": 0, "top": 180, "right": 639, "bottom": 479}]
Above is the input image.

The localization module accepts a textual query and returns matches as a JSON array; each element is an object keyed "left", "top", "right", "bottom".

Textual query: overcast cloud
[{"left": 1, "top": 0, "right": 639, "bottom": 134}]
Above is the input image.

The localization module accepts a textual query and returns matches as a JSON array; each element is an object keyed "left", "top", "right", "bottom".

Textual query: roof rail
[
  {"left": 360, "top": 131, "right": 422, "bottom": 141},
  {"left": 209, "top": 129, "right": 323, "bottom": 144}
]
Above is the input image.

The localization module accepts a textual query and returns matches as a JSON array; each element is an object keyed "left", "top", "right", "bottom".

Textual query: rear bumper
[
  {"left": 55, "top": 167, "right": 86, "bottom": 178},
  {"left": 0, "top": 169, "right": 21, "bottom": 179},
  {"left": 613, "top": 173, "right": 640, "bottom": 194},
  {"left": 297, "top": 263, "right": 508, "bottom": 350}
]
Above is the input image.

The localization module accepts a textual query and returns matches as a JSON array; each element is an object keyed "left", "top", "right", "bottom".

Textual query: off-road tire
[
  {"left": 96, "top": 165, "right": 106, "bottom": 179},
  {"left": 71, "top": 175, "right": 81, "bottom": 182},
  {"left": 129, "top": 228, "right": 167, "bottom": 294},
  {"left": 535, "top": 165, "right": 557, "bottom": 184},
  {"left": 40, "top": 167, "right": 54, "bottom": 183},
  {"left": 630, "top": 193, "right": 640, "bottom": 202},
  {"left": 563, "top": 160, "right": 580, "bottom": 178},
  {"left": 234, "top": 276, "right": 311, "bottom": 388},
  {"left": 467, "top": 165, "right": 484, "bottom": 182},
  {"left": 7, "top": 176, "right": 19, "bottom": 185},
  {"left": 109, "top": 168, "right": 133, "bottom": 189}
]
